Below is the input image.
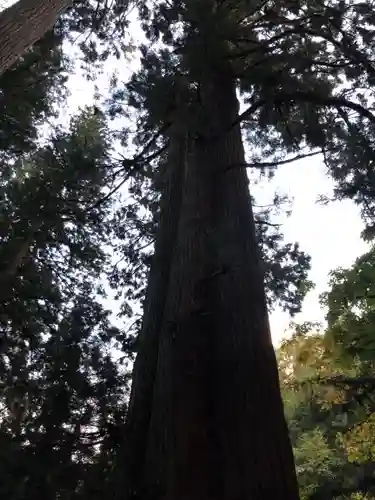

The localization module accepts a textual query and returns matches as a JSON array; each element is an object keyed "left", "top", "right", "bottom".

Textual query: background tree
[
  {"left": 0, "top": 0, "right": 71, "bottom": 77},
  {"left": 279, "top": 246, "right": 375, "bottom": 499},
  {"left": 0, "top": 0, "right": 134, "bottom": 79},
  {"left": 0, "top": 28, "right": 68, "bottom": 156},
  {"left": 0, "top": 107, "right": 134, "bottom": 500}
]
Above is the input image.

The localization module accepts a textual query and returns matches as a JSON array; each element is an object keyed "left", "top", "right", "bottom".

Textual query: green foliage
[
  {"left": 322, "top": 246, "right": 375, "bottom": 363},
  {"left": 280, "top": 246, "right": 375, "bottom": 499},
  {"left": 61, "top": 0, "right": 134, "bottom": 66},
  {"left": 278, "top": 329, "right": 369, "bottom": 499},
  {"left": 294, "top": 428, "right": 345, "bottom": 500},
  {"left": 255, "top": 196, "right": 313, "bottom": 314},
  {"left": 132, "top": 0, "right": 375, "bottom": 242},
  {"left": 0, "top": 30, "right": 68, "bottom": 156},
  {"left": 0, "top": 108, "right": 132, "bottom": 500}
]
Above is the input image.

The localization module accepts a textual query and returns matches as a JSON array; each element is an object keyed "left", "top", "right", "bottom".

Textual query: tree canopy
[{"left": 279, "top": 244, "right": 375, "bottom": 499}]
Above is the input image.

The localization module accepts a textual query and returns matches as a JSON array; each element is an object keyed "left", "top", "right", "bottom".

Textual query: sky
[
  {"left": 2, "top": 0, "right": 371, "bottom": 345},
  {"left": 256, "top": 159, "right": 369, "bottom": 344}
]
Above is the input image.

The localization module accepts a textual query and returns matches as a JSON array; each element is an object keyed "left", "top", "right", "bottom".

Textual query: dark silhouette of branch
[
  {"left": 225, "top": 149, "right": 323, "bottom": 172},
  {"left": 235, "top": 91, "right": 375, "bottom": 129},
  {"left": 254, "top": 219, "right": 281, "bottom": 228},
  {"left": 89, "top": 141, "right": 169, "bottom": 211},
  {"left": 250, "top": 150, "right": 323, "bottom": 168}
]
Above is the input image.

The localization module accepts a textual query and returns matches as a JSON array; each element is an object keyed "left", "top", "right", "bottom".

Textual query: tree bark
[
  {"left": 127, "top": 73, "right": 300, "bottom": 500},
  {"left": 0, "top": 0, "right": 70, "bottom": 77},
  {"left": 122, "top": 128, "right": 189, "bottom": 500},
  {"left": 194, "top": 73, "right": 300, "bottom": 500}
]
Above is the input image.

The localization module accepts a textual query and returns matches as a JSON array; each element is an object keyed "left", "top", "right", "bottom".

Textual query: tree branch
[
  {"left": 232, "top": 91, "right": 375, "bottom": 132},
  {"left": 89, "top": 142, "right": 169, "bottom": 212},
  {"left": 254, "top": 219, "right": 282, "bottom": 228},
  {"left": 252, "top": 149, "right": 324, "bottom": 167},
  {"left": 120, "top": 125, "right": 170, "bottom": 172},
  {"left": 225, "top": 149, "right": 323, "bottom": 172}
]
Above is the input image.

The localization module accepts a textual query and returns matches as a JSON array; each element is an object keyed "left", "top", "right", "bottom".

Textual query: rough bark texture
[
  {"left": 141, "top": 128, "right": 217, "bottom": 500},
  {"left": 196, "top": 74, "right": 300, "bottom": 499},
  {"left": 125, "top": 73, "right": 300, "bottom": 499},
  {"left": 122, "top": 129, "right": 189, "bottom": 500},
  {"left": 0, "top": 0, "right": 70, "bottom": 77}
]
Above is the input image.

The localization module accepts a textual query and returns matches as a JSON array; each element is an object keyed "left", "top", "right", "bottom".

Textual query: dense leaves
[
  {"left": 280, "top": 247, "right": 375, "bottom": 499},
  {"left": 254, "top": 194, "right": 313, "bottom": 314},
  {"left": 323, "top": 247, "right": 375, "bottom": 362},
  {"left": 0, "top": 108, "right": 132, "bottom": 500},
  {"left": 61, "top": 0, "right": 134, "bottom": 66},
  {"left": 0, "top": 29, "right": 68, "bottom": 156}
]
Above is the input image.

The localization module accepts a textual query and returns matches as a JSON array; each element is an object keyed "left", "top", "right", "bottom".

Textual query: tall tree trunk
[
  {"left": 0, "top": 0, "right": 70, "bottom": 77},
  {"left": 127, "top": 75, "right": 300, "bottom": 500},
  {"left": 122, "top": 128, "right": 189, "bottom": 500}
]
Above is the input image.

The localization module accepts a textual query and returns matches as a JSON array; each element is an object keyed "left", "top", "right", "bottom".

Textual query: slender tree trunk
[
  {"left": 0, "top": 0, "right": 70, "bottom": 77},
  {"left": 126, "top": 74, "right": 300, "bottom": 500}
]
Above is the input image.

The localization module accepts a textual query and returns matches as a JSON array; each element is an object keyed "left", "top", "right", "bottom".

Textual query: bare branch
[
  {"left": 225, "top": 149, "right": 323, "bottom": 172},
  {"left": 254, "top": 219, "right": 282, "bottom": 228},
  {"left": 249, "top": 149, "right": 323, "bottom": 168}
]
